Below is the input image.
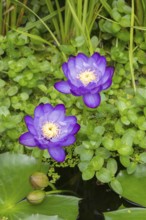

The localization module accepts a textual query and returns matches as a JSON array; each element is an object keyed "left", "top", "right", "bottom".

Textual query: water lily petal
[
  {"left": 64, "top": 116, "right": 77, "bottom": 124},
  {"left": 43, "top": 103, "right": 54, "bottom": 114},
  {"left": 83, "top": 93, "right": 101, "bottom": 108},
  {"left": 54, "top": 81, "right": 71, "bottom": 94},
  {"left": 96, "top": 56, "right": 106, "bottom": 73},
  {"left": 48, "top": 104, "right": 65, "bottom": 122},
  {"left": 71, "top": 124, "right": 80, "bottom": 135},
  {"left": 63, "top": 135, "right": 76, "bottom": 146},
  {"left": 27, "top": 124, "right": 37, "bottom": 135},
  {"left": 48, "top": 147, "right": 66, "bottom": 162},
  {"left": 62, "top": 62, "right": 69, "bottom": 78},
  {"left": 24, "top": 115, "right": 33, "bottom": 126},
  {"left": 19, "top": 132, "right": 37, "bottom": 147},
  {"left": 102, "top": 79, "right": 112, "bottom": 90},
  {"left": 34, "top": 104, "right": 44, "bottom": 117}
]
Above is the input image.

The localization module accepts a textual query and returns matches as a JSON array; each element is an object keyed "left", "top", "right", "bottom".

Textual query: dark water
[{"left": 55, "top": 166, "right": 124, "bottom": 220}]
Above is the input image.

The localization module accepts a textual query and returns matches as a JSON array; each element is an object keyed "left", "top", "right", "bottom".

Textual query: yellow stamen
[
  {"left": 42, "top": 122, "right": 59, "bottom": 139},
  {"left": 78, "top": 70, "right": 96, "bottom": 86}
]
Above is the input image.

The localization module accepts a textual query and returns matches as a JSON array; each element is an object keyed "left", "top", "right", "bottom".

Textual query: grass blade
[
  {"left": 129, "top": 0, "right": 136, "bottom": 93},
  {"left": 0, "top": 0, "right": 2, "bottom": 34}
]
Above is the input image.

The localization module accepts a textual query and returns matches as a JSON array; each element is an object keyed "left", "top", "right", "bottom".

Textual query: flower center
[
  {"left": 78, "top": 70, "right": 96, "bottom": 86},
  {"left": 42, "top": 122, "right": 59, "bottom": 139}
]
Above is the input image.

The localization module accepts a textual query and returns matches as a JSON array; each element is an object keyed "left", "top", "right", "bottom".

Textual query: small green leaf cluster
[
  {"left": 0, "top": 31, "right": 78, "bottom": 155},
  {"left": 99, "top": 0, "right": 131, "bottom": 41},
  {"left": 75, "top": 87, "right": 146, "bottom": 194}
]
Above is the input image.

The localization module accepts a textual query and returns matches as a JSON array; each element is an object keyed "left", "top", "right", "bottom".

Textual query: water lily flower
[
  {"left": 54, "top": 53, "right": 114, "bottom": 108},
  {"left": 19, "top": 103, "right": 80, "bottom": 162}
]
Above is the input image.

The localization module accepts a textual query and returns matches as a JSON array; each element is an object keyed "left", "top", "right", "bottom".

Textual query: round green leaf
[
  {"left": 0, "top": 152, "right": 41, "bottom": 210},
  {"left": 82, "top": 168, "right": 95, "bottom": 180},
  {"left": 24, "top": 214, "right": 63, "bottom": 220},
  {"left": 107, "top": 158, "right": 118, "bottom": 176},
  {"left": 96, "top": 168, "right": 112, "bottom": 183},
  {"left": 89, "top": 156, "right": 104, "bottom": 171},
  {"left": 104, "top": 208, "right": 146, "bottom": 220},
  {"left": 110, "top": 179, "right": 123, "bottom": 195},
  {"left": 117, "top": 164, "right": 146, "bottom": 206},
  {"left": 0, "top": 153, "right": 79, "bottom": 220}
]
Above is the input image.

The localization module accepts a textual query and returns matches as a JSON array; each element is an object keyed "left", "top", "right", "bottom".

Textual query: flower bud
[
  {"left": 27, "top": 190, "right": 46, "bottom": 204},
  {"left": 30, "top": 172, "right": 49, "bottom": 189}
]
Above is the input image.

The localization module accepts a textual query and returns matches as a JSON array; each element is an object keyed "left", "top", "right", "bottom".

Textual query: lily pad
[
  {"left": 0, "top": 152, "right": 80, "bottom": 220},
  {"left": 24, "top": 214, "right": 63, "bottom": 220},
  {"left": 117, "top": 164, "right": 146, "bottom": 207},
  {"left": 104, "top": 208, "right": 146, "bottom": 220}
]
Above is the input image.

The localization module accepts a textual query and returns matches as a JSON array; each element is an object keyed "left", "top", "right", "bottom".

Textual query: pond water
[{"left": 56, "top": 167, "right": 125, "bottom": 220}]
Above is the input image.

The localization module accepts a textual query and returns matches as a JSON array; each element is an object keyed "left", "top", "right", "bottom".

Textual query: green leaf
[
  {"left": 24, "top": 214, "right": 63, "bottom": 220},
  {"left": 104, "top": 208, "right": 146, "bottom": 220},
  {"left": 107, "top": 158, "right": 117, "bottom": 176},
  {"left": 79, "top": 149, "right": 94, "bottom": 161},
  {"left": 82, "top": 168, "right": 95, "bottom": 180},
  {"left": 0, "top": 152, "right": 41, "bottom": 210},
  {"left": 15, "top": 195, "right": 79, "bottom": 220},
  {"left": 110, "top": 179, "right": 123, "bottom": 195},
  {"left": 91, "top": 36, "right": 99, "bottom": 49},
  {"left": 0, "top": 106, "right": 10, "bottom": 116},
  {"left": 120, "top": 156, "right": 130, "bottom": 168},
  {"left": 78, "top": 161, "right": 89, "bottom": 172},
  {"left": 96, "top": 168, "right": 112, "bottom": 183},
  {"left": 0, "top": 79, "right": 6, "bottom": 88},
  {"left": 95, "top": 147, "right": 111, "bottom": 159},
  {"left": 127, "top": 162, "right": 137, "bottom": 174},
  {"left": 102, "top": 137, "right": 115, "bottom": 151},
  {"left": 117, "top": 164, "right": 146, "bottom": 206},
  {"left": 7, "top": 86, "right": 18, "bottom": 96},
  {"left": 72, "top": 36, "right": 85, "bottom": 47},
  {"left": 0, "top": 153, "right": 79, "bottom": 220},
  {"left": 94, "top": 126, "right": 105, "bottom": 136},
  {"left": 89, "top": 156, "right": 104, "bottom": 171},
  {"left": 139, "top": 152, "right": 146, "bottom": 163},
  {"left": 60, "top": 45, "right": 76, "bottom": 55},
  {"left": 117, "top": 145, "right": 133, "bottom": 156}
]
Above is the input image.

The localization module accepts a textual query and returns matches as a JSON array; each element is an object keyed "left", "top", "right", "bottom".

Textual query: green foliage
[
  {"left": 104, "top": 164, "right": 146, "bottom": 219},
  {"left": 117, "top": 164, "right": 146, "bottom": 207},
  {"left": 1, "top": 0, "right": 146, "bottom": 206},
  {"left": 104, "top": 208, "right": 146, "bottom": 220},
  {"left": 0, "top": 152, "right": 79, "bottom": 220}
]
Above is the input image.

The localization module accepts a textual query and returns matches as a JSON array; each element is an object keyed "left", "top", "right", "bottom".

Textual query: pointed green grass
[
  {"left": 99, "top": 0, "right": 112, "bottom": 15},
  {"left": 82, "top": 0, "right": 88, "bottom": 32},
  {"left": 55, "top": 0, "right": 65, "bottom": 42},
  {"left": 3, "top": 0, "right": 11, "bottom": 34},
  {"left": 13, "top": 0, "right": 60, "bottom": 47},
  {"left": 16, "top": 0, "right": 28, "bottom": 27},
  {"left": 129, "top": 0, "right": 136, "bottom": 93},
  {"left": 135, "top": 0, "right": 144, "bottom": 26},
  {"left": 89, "top": 2, "right": 102, "bottom": 34},
  {"left": 13, "top": 29, "right": 53, "bottom": 47},
  {"left": 77, "top": 0, "right": 82, "bottom": 23},
  {"left": 10, "top": 3, "right": 17, "bottom": 29},
  {"left": 67, "top": 0, "right": 90, "bottom": 51},
  {"left": 141, "top": 0, "right": 146, "bottom": 26},
  {"left": 45, "top": 0, "right": 60, "bottom": 40},
  {"left": 64, "top": 0, "right": 72, "bottom": 40},
  {"left": 12, "top": 0, "right": 66, "bottom": 60},
  {"left": 0, "top": 0, "right": 2, "bottom": 34},
  {"left": 23, "top": 7, "right": 65, "bottom": 32}
]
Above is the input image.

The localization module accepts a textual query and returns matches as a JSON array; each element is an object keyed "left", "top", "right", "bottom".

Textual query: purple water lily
[
  {"left": 54, "top": 53, "right": 114, "bottom": 108},
  {"left": 19, "top": 103, "right": 80, "bottom": 162}
]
